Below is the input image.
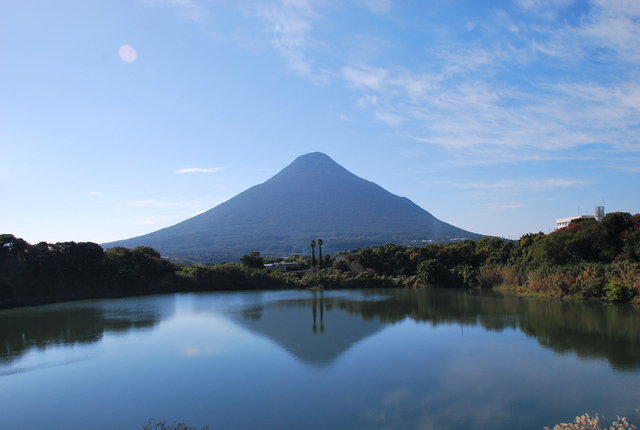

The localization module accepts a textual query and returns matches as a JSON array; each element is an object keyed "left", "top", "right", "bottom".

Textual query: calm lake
[{"left": 1, "top": 288, "right": 639, "bottom": 430}]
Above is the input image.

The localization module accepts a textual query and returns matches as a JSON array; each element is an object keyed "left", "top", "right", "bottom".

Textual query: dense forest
[{"left": 1, "top": 211, "right": 639, "bottom": 308}]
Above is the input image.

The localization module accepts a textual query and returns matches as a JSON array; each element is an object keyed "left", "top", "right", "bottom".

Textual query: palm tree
[
  {"left": 317, "top": 238, "right": 323, "bottom": 270},
  {"left": 310, "top": 240, "right": 316, "bottom": 267}
]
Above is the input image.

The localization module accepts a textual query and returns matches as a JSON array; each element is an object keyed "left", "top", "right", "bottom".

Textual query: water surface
[{"left": 1, "top": 289, "right": 639, "bottom": 430}]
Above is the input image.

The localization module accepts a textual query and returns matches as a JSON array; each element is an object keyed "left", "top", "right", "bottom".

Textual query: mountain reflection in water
[{"left": 227, "top": 292, "right": 388, "bottom": 367}]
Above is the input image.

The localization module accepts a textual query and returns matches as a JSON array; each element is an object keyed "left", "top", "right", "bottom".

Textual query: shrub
[
  {"left": 142, "top": 419, "right": 209, "bottom": 430},
  {"left": 603, "top": 280, "right": 635, "bottom": 302},
  {"left": 575, "top": 279, "right": 604, "bottom": 299},
  {"left": 544, "top": 414, "right": 636, "bottom": 430},
  {"left": 476, "top": 266, "right": 527, "bottom": 289}
]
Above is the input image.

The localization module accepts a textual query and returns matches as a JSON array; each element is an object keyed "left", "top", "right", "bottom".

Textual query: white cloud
[{"left": 175, "top": 167, "right": 226, "bottom": 174}]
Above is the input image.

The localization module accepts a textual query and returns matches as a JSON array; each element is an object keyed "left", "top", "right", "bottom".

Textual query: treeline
[
  {"left": 1, "top": 211, "right": 639, "bottom": 307},
  {"left": 0, "top": 235, "right": 176, "bottom": 306},
  {"left": 335, "top": 211, "right": 640, "bottom": 303}
]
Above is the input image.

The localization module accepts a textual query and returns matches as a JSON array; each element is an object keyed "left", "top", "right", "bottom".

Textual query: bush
[
  {"left": 544, "top": 414, "right": 636, "bottom": 430},
  {"left": 603, "top": 280, "right": 635, "bottom": 302},
  {"left": 575, "top": 278, "right": 604, "bottom": 299},
  {"left": 142, "top": 419, "right": 209, "bottom": 430}
]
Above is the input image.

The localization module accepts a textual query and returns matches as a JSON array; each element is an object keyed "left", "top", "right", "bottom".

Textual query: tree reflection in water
[
  {"left": 0, "top": 295, "right": 174, "bottom": 366},
  {"left": 230, "top": 288, "right": 640, "bottom": 372}
]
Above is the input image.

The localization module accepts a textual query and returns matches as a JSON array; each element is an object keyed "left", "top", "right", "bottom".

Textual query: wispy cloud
[
  {"left": 332, "top": 1, "right": 640, "bottom": 166},
  {"left": 124, "top": 199, "right": 179, "bottom": 208},
  {"left": 175, "top": 167, "right": 226, "bottom": 174},
  {"left": 239, "top": 0, "right": 328, "bottom": 82},
  {"left": 491, "top": 203, "right": 525, "bottom": 211},
  {"left": 374, "top": 110, "right": 404, "bottom": 126},
  {"left": 141, "top": 0, "right": 208, "bottom": 21},
  {"left": 456, "top": 178, "right": 587, "bottom": 191},
  {"left": 344, "top": 58, "right": 640, "bottom": 163},
  {"left": 343, "top": 66, "right": 389, "bottom": 91},
  {"left": 145, "top": 0, "right": 640, "bottom": 167},
  {"left": 579, "top": 0, "right": 640, "bottom": 62},
  {"left": 132, "top": 220, "right": 156, "bottom": 225},
  {"left": 356, "top": 0, "right": 392, "bottom": 15}
]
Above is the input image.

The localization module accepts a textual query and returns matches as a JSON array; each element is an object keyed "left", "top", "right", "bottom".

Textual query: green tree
[
  {"left": 415, "top": 259, "right": 447, "bottom": 286},
  {"left": 310, "top": 240, "right": 316, "bottom": 268},
  {"left": 240, "top": 251, "right": 264, "bottom": 269},
  {"left": 317, "top": 239, "right": 323, "bottom": 269}
]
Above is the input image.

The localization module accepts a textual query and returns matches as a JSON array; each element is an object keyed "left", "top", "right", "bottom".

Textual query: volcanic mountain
[{"left": 103, "top": 152, "right": 482, "bottom": 261}]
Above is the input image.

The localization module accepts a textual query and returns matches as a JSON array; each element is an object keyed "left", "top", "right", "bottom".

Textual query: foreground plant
[
  {"left": 544, "top": 414, "right": 637, "bottom": 430},
  {"left": 142, "top": 419, "right": 209, "bottom": 430}
]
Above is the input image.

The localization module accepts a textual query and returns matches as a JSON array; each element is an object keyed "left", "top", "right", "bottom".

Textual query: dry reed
[{"left": 544, "top": 414, "right": 637, "bottom": 430}]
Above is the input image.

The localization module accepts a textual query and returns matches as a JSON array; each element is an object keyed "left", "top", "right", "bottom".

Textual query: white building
[{"left": 555, "top": 206, "right": 605, "bottom": 230}]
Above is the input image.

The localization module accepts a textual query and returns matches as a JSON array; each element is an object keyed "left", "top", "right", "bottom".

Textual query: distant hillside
[{"left": 103, "top": 152, "right": 483, "bottom": 261}]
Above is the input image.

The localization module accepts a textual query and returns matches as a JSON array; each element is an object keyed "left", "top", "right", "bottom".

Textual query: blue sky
[{"left": 2, "top": 0, "right": 639, "bottom": 245}]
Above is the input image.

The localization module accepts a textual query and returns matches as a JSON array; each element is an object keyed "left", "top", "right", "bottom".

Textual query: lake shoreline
[
  {"left": 3, "top": 281, "right": 638, "bottom": 311},
  {"left": 492, "top": 283, "right": 640, "bottom": 305}
]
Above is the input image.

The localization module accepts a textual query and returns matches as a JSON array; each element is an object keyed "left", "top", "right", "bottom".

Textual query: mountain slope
[{"left": 103, "top": 152, "right": 482, "bottom": 259}]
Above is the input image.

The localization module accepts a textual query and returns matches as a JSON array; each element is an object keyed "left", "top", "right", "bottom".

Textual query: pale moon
[{"left": 118, "top": 45, "right": 137, "bottom": 63}]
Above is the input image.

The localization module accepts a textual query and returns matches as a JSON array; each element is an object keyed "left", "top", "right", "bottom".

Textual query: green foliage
[
  {"left": 415, "top": 259, "right": 447, "bottom": 286},
  {"left": 317, "top": 238, "right": 323, "bottom": 269},
  {"left": 0, "top": 235, "right": 175, "bottom": 303},
  {"left": 450, "top": 264, "right": 480, "bottom": 288},
  {"left": 476, "top": 236, "right": 511, "bottom": 265},
  {"left": 603, "top": 280, "right": 635, "bottom": 302},
  {"left": 531, "top": 212, "right": 636, "bottom": 268},
  {"left": 177, "top": 262, "right": 300, "bottom": 291},
  {"left": 575, "top": 278, "right": 605, "bottom": 299},
  {"left": 3, "top": 210, "right": 640, "bottom": 306},
  {"left": 240, "top": 251, "right": 264, "bottom": 269},
  {"left": 310, "top": 240, "right": 316, "bottom": 268},
  {"left": 327, "top": 212, "right": 640, "bottom": 301},
  {"left": 134, "top": 246, "right": 162, "bottom": 258}
]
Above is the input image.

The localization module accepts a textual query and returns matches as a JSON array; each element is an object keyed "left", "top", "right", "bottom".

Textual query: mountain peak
[
  {"left": 296, "top": 152, "right": 332, "bottom": 161},
  {"left": 103, "top": 153, "right": 483, "bottom": 261},
  {"left": 276, "top": 152, "right": 347, "bottom": 174}
]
